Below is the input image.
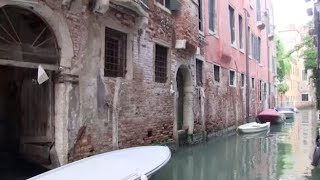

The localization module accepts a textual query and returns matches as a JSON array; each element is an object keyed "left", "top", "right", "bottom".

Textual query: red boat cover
[{"left": 258, "top": 109, "right": 280, "bottom": 116}]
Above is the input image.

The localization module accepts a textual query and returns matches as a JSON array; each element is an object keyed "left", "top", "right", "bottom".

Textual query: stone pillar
[
  {"left": 184, "top": 86, "right": 194, "bottom": 134},
  {"left": 55, "top": 80, "right": 72, "bottom": 165}
]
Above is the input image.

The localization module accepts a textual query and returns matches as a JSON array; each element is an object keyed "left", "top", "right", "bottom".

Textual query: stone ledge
[{"left": 207, "top": 125, "right": 237, "bottom": 140}]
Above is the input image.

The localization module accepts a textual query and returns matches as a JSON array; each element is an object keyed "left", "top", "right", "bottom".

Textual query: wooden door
[{"left": 20, "top": 70, "right": 54, "bottom": 165}]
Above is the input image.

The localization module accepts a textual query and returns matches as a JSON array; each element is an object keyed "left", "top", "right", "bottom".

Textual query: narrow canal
[{"left": 152, "top": 108, "right": 320, "bottom": 180}]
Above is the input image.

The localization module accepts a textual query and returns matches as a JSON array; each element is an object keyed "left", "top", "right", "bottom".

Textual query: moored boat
[
  {"left": 28, "top": 146, "right": 171, "bottom": 180},
  {"left": 274, "top": 107, "right": 296, "bottom": 119},
  {"left": 257, "top": 109, "right": 285, "bottom": 124},
  {"left": 237, "top": 122, "right": 270, "bottom": 134}
]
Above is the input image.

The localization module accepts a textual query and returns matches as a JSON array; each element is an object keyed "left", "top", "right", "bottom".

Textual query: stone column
[
  {"left": 55, "top": 79, "right": 72, "bottom": 165},
  {"left": 184, "top": 86, "right": 194, "bottom": 135}
]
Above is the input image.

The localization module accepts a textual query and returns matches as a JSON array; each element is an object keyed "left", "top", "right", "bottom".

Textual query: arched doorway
[
  {"left": 176, "top": 65, "right": 194, "bottom": 145},
  {"left": 0, "top": 5, "right": 59, "bottom": 173}
]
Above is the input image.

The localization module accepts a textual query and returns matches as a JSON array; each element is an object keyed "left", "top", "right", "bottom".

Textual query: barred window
[
  {"left": 229, "top": 70, "right": 236, "bottom": 86},
  {"left": 104, "top": 28, "right": 127, "bottom": 77},
  {"left": 155, "top": 44, "right": 168, "bottom": 83},
  {"left": 196, "top": 59, "right": 203, "bottom": 86},
  {"left": 241, "top": 73, "right": 245, "bottom": 87},
  {"left": 213, "top": 65, "right": 220, "bottom": 83},
  {"left": 252, "top": 78, "right": 255, "bottom": 89}
]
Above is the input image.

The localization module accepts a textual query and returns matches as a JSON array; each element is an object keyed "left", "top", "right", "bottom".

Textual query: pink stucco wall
[{"left": 203, "top": 0, "right": 274, "bottom": 84}]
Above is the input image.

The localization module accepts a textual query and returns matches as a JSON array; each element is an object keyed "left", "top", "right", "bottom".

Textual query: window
[
  {"left": 239, "top": 15, "right": 243, "bottom": 49},
  {"left": 105, "top": 27, "right": 127, "bottom": 77},
  {"left": 302, "top": 94, "right": 309, "bottom": 101},
  {"left": 259, "top": 80, "right": 262, "bottom": 101},
  {"left": 257, "top": 37, "right": 261, "bottom": 62},
  {"left": 264, "top": 82, "right": 267, "bottom": 98},
  {"left": 256, "top": 0, "right": 261, "bottom": 21},
  {"left": 198, "top": 0, "right": 203, "bottom": 31},
  {"left": 251, "top": 33, "right": 254, "bottom": 57},
  {"left": 251, "top": 77, "right": 255, "bottom": 88},
  {"left": 155, "top": 44, "right": 168, "bottom": 83},
  {"left": 229, "top": 70, "right": 236, "bottom": 86},
  {"left": 229, "top": 6, "right": 235, "bottom": 45},
  {"left": 196, "top": 59, "right": 203, "bottom": 86},
  {"left": 213, "top": 64, "right": 220, "bottom": 82},
  {"left": 241, "top": 73, "right": 245, "bottom": 87},
  {"left": 209, "top": 0, "right": 216, "bottom": 32},
  {"left": 302, "top": 70, "right": 307, "bottom": 81},
  {"left": 248, "top": 26, "right": 251, "bottom": 56},
  {"left": 156, "top": 0, "right": 170, "bottom": 9}
]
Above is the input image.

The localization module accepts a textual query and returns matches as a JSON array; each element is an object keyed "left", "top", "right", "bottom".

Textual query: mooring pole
[{"left": 245, "top": 9, "right": 250, "bottom": 123}]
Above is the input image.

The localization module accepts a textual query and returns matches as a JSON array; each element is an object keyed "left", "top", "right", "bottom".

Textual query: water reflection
[{"left": 152, "top": 109, "right": 320, "bottom": 180}]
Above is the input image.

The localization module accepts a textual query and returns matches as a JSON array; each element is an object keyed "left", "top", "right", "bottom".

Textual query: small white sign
[
  {"left": 37, "top": 65, "right": 49, "bottom": 85},
  {"left": 175, "top": 39, "right": 186, "bottom": 49}
]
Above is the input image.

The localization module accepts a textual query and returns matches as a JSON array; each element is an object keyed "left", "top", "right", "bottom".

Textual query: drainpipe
[
  {"left": 266, "top": 21, "right": 271, "bottom": 109},
  {"left": 245, "top": 9, "right": 250, "bottom": 122},
  {"left": 266, "top": 0, "right": 271, "bottom": 109}
]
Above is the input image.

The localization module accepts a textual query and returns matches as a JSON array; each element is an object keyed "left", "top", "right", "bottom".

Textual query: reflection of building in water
[{"left": 288, "top": 117, "right": 301, "bottom": 153}]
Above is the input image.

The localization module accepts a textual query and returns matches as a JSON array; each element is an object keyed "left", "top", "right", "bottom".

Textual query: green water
[{"left": 152, "top": 109, "right": 320, "bottom": 180}]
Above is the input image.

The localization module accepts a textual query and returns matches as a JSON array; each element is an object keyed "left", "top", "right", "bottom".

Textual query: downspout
[
  {"left": 265, "top": 0, "right": 271, "bottom": 108},
  {"left": 245, "top": 9, "right": 250, "bottom": 122},
  {"left": 266, "top": 10, "right": 271, "bottom": 109}
]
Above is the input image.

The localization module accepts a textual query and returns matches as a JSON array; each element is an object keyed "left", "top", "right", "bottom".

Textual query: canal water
[{"left": 152, "top": 108, "right": 320, "bottom": 180}]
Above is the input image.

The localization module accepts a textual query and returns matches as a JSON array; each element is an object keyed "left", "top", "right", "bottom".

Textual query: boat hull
[
  {"left": 28, "top": 146, "right": 171, "bottom": 180},
  {"left": 257, "top": 109, "right": 285, "bottom": 124},
  {"left": 237, "top": 122, "right": 270, "bottom": 134},
  {"left": 278, "top": 111, "right": 295, "bottom": 119}
]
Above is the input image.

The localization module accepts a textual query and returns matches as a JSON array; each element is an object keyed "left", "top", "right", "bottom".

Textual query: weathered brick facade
[{"left": 0, "top": 0, "right": 275, "bottom": 167}]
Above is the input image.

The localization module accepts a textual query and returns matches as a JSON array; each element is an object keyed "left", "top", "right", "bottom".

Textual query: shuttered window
[
  {"left": 256, "top": 0, "right": 261, "bottom": 21},
  {"left": 196, "top": 60, "right": 203, "bottom": 86},
  {"left": 239, "top": 15, "right": 243, "bottom": 49},
  {"left": 209, "top": 0, "right": 216, "bottom": 32},
  {"left": 229, "top": 6, "right": 235, "bottom": 45}
]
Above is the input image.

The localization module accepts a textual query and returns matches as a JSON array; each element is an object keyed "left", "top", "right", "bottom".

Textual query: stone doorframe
[
  {"left": 173, "top": 64, "right": 194, "bottom": 143},
  {"left": 0, "top": 1, "right": 74, "bottom": 166}
]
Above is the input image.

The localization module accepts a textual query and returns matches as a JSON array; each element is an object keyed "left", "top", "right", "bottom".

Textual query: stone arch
[
  {"left": 0, "top": 1, "right": 74, "bottom": 166},
  {"left": 176, "top": 64, "right": 194, "bottom": 136},
  {"left": 0, "top": 1, "right": 74, "bottom": 68}
]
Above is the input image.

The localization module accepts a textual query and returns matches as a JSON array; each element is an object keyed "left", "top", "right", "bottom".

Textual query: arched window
[{"left": 0, "top": 6, "right": 59, "bottom": 65}]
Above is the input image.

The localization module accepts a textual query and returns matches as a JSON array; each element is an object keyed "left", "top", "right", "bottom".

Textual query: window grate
[
  {"left": 213, "top": 65, "right": 220, "bottom": 82},
  {"left": 196, "top": 60, "right": 203, "bottom": 86},
  {"left": 229, "top": 70, "right": 235, "bottom": 86},
  {"left": 241, "top": 74, "right": 245, "bottom": 87},
  {"left": 104, "top": 28, "right": 127, "bottom": 77},
  {"left": 155, "top": 44, "right": 168, "bottom": 83}
]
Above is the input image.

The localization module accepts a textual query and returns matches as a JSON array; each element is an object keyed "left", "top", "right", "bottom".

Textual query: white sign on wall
[{"left": 37, "top": 65, "right": 49, "bottom": 85}]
